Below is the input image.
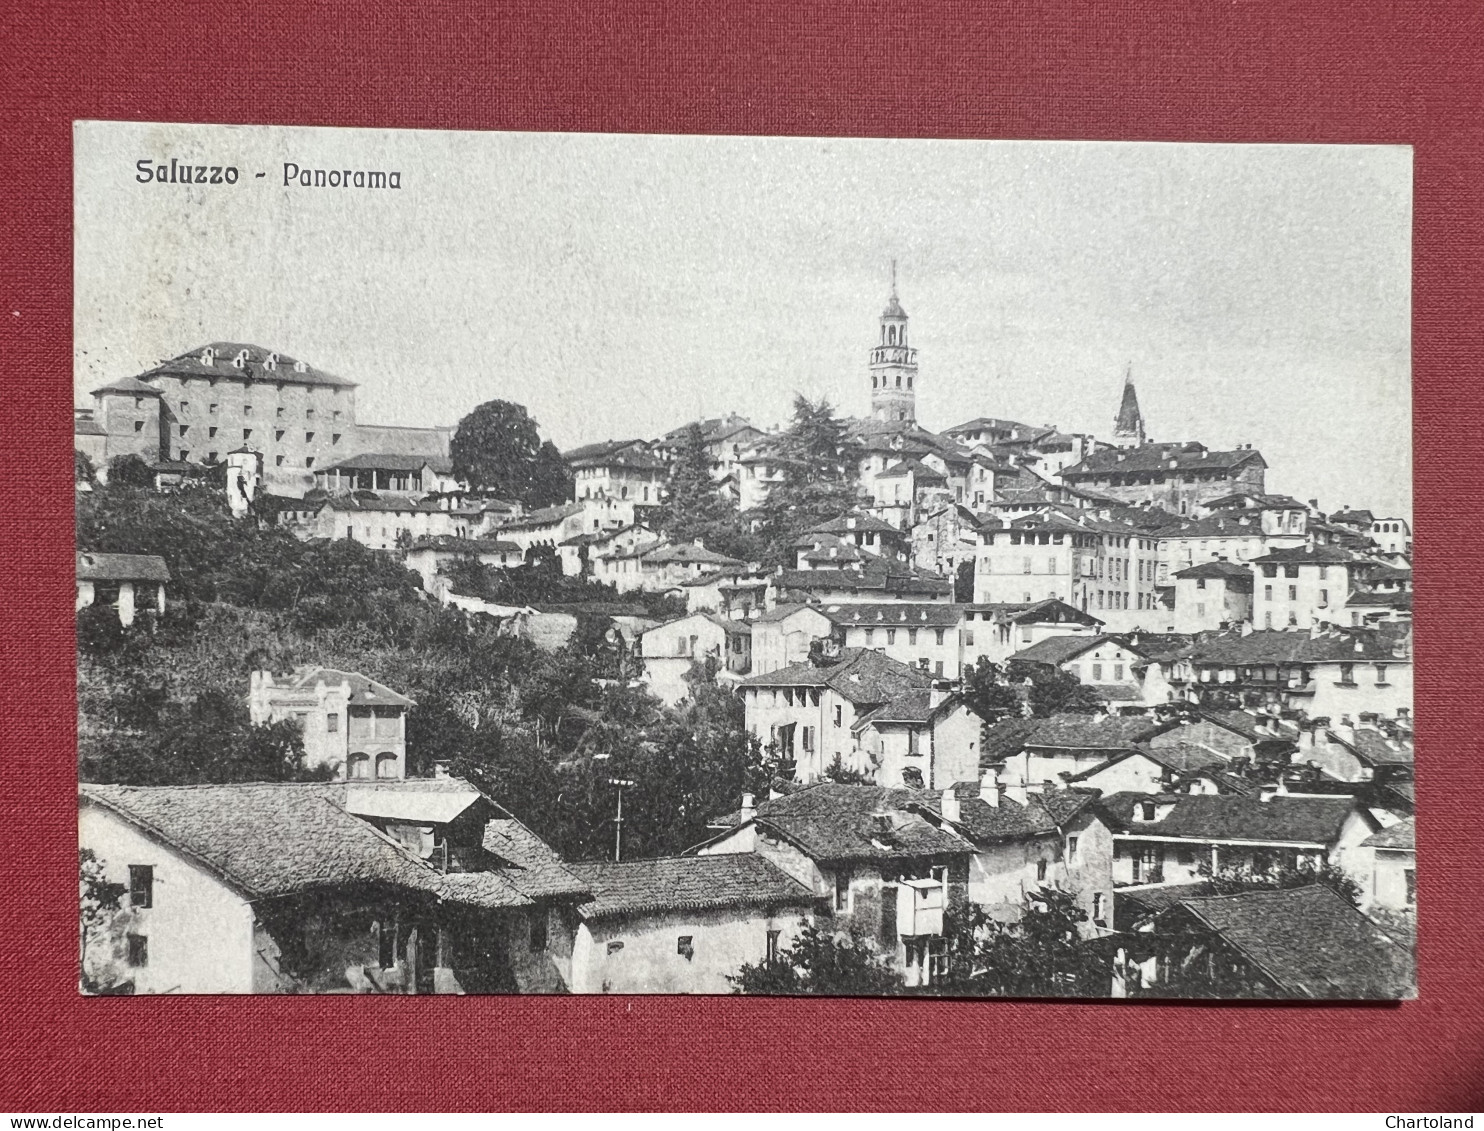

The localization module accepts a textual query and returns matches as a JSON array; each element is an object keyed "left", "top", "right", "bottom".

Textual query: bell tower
[{"left": 869, "top": 261, "right": 918, "bottom": 423}]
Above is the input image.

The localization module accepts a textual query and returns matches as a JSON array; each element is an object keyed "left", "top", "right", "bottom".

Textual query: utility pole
[{"left": 608, "top": 777, "right": 636, "bottom": 861}]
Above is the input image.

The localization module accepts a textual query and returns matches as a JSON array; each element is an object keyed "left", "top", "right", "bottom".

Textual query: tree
[
  {"left": 75, "top": 449, "right": 97, "bottom": 485},
  {"left": 107, "top": 453, "right": 156, "bottom": 487},
  {"left": 1198, "top": 859, "right": 1365, "bottom": 909},
  {"left": 79, "top": 849, "right": 130, "bottom": 994},
  {"left": 944, "top": 886, "right": 1109, "bottom": 998},
  {"left": 654, "top": 424, "right": 762, "bottom": 561},
  {"left": 822, "top": 753, "right": 874, "bottom": 785},
  {"left": 964, "top": 658, "right": 1104, "bottom": 720},
  {"left": 953, "top": 559, "right": 975, "bottom": 602},
  {"left": 731, "top": 924, "right": 902, "bottom": 995},
  {"left": 753, "top": 396, "right": 865, "bottom": 565},
  {"left": 961, "top": 658, "right": 1026, "bottom": 724},
  {"left": 450, "top": 400, "right": 571, "bottom": 507}
]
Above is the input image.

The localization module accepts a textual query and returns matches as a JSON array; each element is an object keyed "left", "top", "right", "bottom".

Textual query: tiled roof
[
  {"left": 570, "top": 854, "right": 812, "bottom": 919},
  {"left": 76, "top": 552, "right": 171, "bottom": 583},
  {"left": 91, "top": 375, "right": 164, "bottom": 397},
  {"left": 1361, "top": 817, "right": 1415, "bottom": 851},
  {"left": 1183, "top": 628, "right": 1410, "bottom": 666},
  {"left": 1101, "top": 792, "right": 1360, "bottom": 845},
  {"left": 643, "top": 543, "right": 746, "bottom": 566},
  {"left": 80, "top": 782, "right": 437, "bottom": 899},
  {"left": 320, "top": 453, "right": 450, "bottom": 474},
  {"left": 1115, "top": 378, "right": 1143, "bottom": 433},
  {"left": 1249, "top": 545, "right": 1360, "bottom": 566},
  {"left": 855, "top": 689, "right": 964, "bottom": 727},
  {"left": 752, "top": 602, "right": 833, "bottom": 624},
  {"left": 749, "top": 783, "right": 972, "bottom": 863},
  {"left": 1157, "top": 512, "right": 1273, "bottom": 539},
  {"left": 1117, "top": 632, "right": 1193, "bottom": 660},
  {"left": 324, "top": 495, "right": 444, "bottom": 515},
  {"left": 1330, "top": 729, "right": 1414, "bottom": 767},
  {"left": 481, "top": 818, "right": 592, "bottom": 900},
  {"left": 1170, "top": 885, "right": 1414, "bottom": 998},
  {"left": 1063, "top": 442, "right": 1266, "bottom": 478},
  {"left": 803, "top": 513, "right": 900, "bottom": 537},
  {"left": 563, "top": 438, "right": 648, "bottom": 463},
  {"left": 775, "top": 564, "right": 951, "bottom": 598},
  {"left": 878, "top": 458, "right": 947, "bottom": 482},
  {"left": 1173, "top": 561, "right": 1256, "bottom": 582},
  {"left": 1066, "top": 743, "right": 1225, "bottom": 782},
  {"left": 497, "top": 502, "right": 584, "bottom": 530},
  {"left": 407, "top": 535, "right": 521, "bottom": 553},
  {"left": 1018, "top": 714, "right": 1168, "bottom": 750},
  {"left": 1329, "top": 509, "right": 1377, "bottom": 526},
  {"left": 820, "top": 601, "right": 964, "bottom": 629},
  {"left": 74, "top": 416, "right": 109, "bottom": 435},
  {"left": 1008, "top": 634, "right": 1111, "bottom": 667},
  {"left": 138, "top": 343, "right": 357, "bottom": 388},
  {"left": 980, "top": 718, "right": 1042, "bottom": 765},
  {"left": 738, "top": 647, "right": 932, "bottom": 706},
  {"left": 272, "top": 667, "right": 416, "bottom": 708}
]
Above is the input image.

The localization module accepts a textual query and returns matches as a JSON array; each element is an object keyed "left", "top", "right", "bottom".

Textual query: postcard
[{"left": 74, "top": 121, "right": 1414, "bottom": 999}]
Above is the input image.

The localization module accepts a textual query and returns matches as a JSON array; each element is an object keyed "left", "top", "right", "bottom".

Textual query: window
[
  {"left": 274, "top": 429, "right": 285, "bottom": 441},
  {"left": 606, "top": 940, "right": 624, "bottom": 957},
  {"left": 1288, "top": 585, "right": 1297, "bottom": 601},
  {"left": 1023, "top": 556, "right": 1032, "bottom": 573},
  {"left": 833, "top": 704, "right": 842, "bottom": 728},
  {"left": 305, "top": 431, "right": 315, "bottom": 442},
  {"left": 128, "top": 865, "right": 154, "bottom": 909},
  {"left": 179, "top": 401, "right": 188, "bottom": 413},
  {"left": 178, "top": 425, "right": 189, "bottom": 437},
  {"left": 1339, "top": 662, "right": 1355, "bottom": 685},
  {"left": 347, "top": 752, "right": 370, "bottom": 779},
  {"left": 676, "top": 935, "right": 695, "bottom": 961},
  {"left": 1319, "top": 589, "right": 1328, "bottom": 605},
  {"left": 766, "top": 929, "right": 781, "bottom": 964},
  {"left": 963, "top": 629, "right": 974, "bottom": 647},
  {"left": 1113, "top": 663, "right": 1123, "bottom": 681},
  {"left": 886, "top": 628, "right": 896, "bottom": 645},
  {"left": 1319, "top": 565, "right": 1328, "bottom": 579},
  {"left": 908, "top": 628, "right": 918, "bottom": 645},
  {"left": 1140, "top": 800, "right": 1156, "bottom": 821},
  {"left": 133, "top": 420, "right": 144, "bottom": 432},
  {"left": 1404, "top": 868, "right": 1416, "bottom": 905},
  {"left": 834, "top": 867, "right": 851, "bottom": 912},
  {"left": 1092, "top": 892, "right": 1105, "bottom": 925},
  {"left": 1131, "top": 845, "right": 1160, "bottom": 882},
  {"left": 1262, "top": 564, "right": 1277, "bottom": 578},
  {"left": 243, "top": 429, "right": 252, "bottom": 441},
  {"left": 934, "top": 660, "right": 944, "bottom": 676},
  {"left": 276, "top": 406, "right": 285, "bottom": 419},
  {"left": 126, "top": 934, "right": 148, "bottom": 967},
  {"left": 306, "top": 408, "right": 315, "bottom": 421},
  {"left": 1264, "top": 585, "right": 1273, "bottom": 600},
  {"left": 864, "top": 628, "right": 874, "bottom": 644},
  {"left": 1375, "top": 663, "right": 1389, "bottom": 685},
  {"left": 530, "top": 911, "right": 548, "bottom": 952},
  {"left": 1284, "top": 565, "right": 1299, "bottom": 578},
  {"left": 1091, "top": 663, "right": 1103, "bottom": 681},
  {"left": 934, "top": 628, "right": 945, "bottom": 645},
  {"left": 1067, "top": 835, "right": 1079, "bottom": 858},
  {"left": 1036, "top": 859, "right": 1048, "bottom": 882},
  {"left": 801, "top": 726, "right": 814, "bottom": 753},
  {"left": 209, "top": 403, "right": 219, "bottom": 415},
  {"left": 275, "top": 455, "right": 284, "bottom": 467},
  {"left": 305, "top": 457, "right": 314, "bottom": 468}
]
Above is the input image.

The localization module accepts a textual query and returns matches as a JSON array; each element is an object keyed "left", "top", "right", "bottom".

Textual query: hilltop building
[{"left": 870, "top": 263, "right": 918, "bottom": 424}]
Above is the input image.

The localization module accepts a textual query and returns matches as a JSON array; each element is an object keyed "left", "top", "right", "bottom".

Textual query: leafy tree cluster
[
  {"left": 732, "top": 886, "right": 1108, "bottom": 997},
  {"left": 79, "top": 849, "right": 131, "bottom": 995},
  {"left": 653, "top": 422, "right": 765, "bottom": 563},
  {"left": 76, "top": 477, "right": 764, "bottom": 861},
  {"left": 752, "top": 396, "right": 865, "bottom": 566},
  {"left": 439, "top": 553, "right": 685, "bottom": 622},
  {"left": 450, "top": 400, "right": 571, "bottom": 508},
  {"left": 961, "top": 657, "right": 1105, "bottom": 723}
]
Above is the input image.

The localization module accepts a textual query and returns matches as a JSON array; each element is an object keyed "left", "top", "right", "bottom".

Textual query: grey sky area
[{"left": 75, "top": 122, "right": 1413, "bottom": 517}]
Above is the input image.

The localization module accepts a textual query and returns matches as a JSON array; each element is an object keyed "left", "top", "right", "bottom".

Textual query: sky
[{"left": 74, "top": 123, "right": 1413, "bottom": 518}]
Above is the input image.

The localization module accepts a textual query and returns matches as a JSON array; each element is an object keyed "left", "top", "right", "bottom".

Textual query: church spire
[
  {"left": 870, "top": 262, "right": 917, "bottom": 423},
  {"left": 1113, "top": 364, "right": 1146, "bottom": 447}
]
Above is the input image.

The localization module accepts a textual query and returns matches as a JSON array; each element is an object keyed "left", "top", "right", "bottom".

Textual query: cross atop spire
[
  {"left": 881, "top": 260, "right": 907, "bottom": 320},
  {"left": 891, "top": 257, "right": 898, "bottom": 298}
]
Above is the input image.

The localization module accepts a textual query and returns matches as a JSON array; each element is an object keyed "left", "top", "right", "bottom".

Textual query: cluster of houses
[{"left": 77, "top": 276, "right": 1416, "bottom": 998}]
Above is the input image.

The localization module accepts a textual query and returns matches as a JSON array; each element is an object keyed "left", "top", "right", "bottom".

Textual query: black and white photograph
[{"left": 74, "top": 121, "right": 1415, "bottom": 1000}]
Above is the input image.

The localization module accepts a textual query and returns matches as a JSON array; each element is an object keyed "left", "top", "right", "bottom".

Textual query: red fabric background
[{"left": 2, "top": 0, "right": 1481, "bottom": 1111}]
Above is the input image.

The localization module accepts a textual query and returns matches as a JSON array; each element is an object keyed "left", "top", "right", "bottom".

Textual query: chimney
[
  {"left": 432, "top": 759, "right": 452, "bottom": 779},
  {"left": 979, "top": 770, "right": 999, "bottom": 806},
  {"left": 940, "top": 787, "right": 960, "bottom": 823},
  {"left": 740, "top": 793, "right": 756, "bottom": 824}
]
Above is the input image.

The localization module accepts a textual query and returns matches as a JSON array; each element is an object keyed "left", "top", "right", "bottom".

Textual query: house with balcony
[
  {"left": 76, "top": 552, "right": 170, "bottom": 627},
  {"left": 78, "top": 777, "right": 590, "bottom": 995},
  {"left": 249, "top": 667, "right": 414, "bottom": 780},
  {"left": 639, "top": 611, "right": 753, "bottom": 705},
  {"left": 696, "top": 783, "right": 974, "bottom": 988},
  {"left": 1100, "top": 790, "right": 1381, "bottom": 892},
  {"left": 1165, "top": 624, "right": 1413, "bottom": 720}
]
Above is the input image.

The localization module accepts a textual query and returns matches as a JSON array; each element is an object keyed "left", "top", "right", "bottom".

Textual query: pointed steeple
[
  {"left": 882, "top": 259, "right": 907, "bottom": 320},
  {"left": 1114, "top": 364, "right": 1146, "bottom": 447}
]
